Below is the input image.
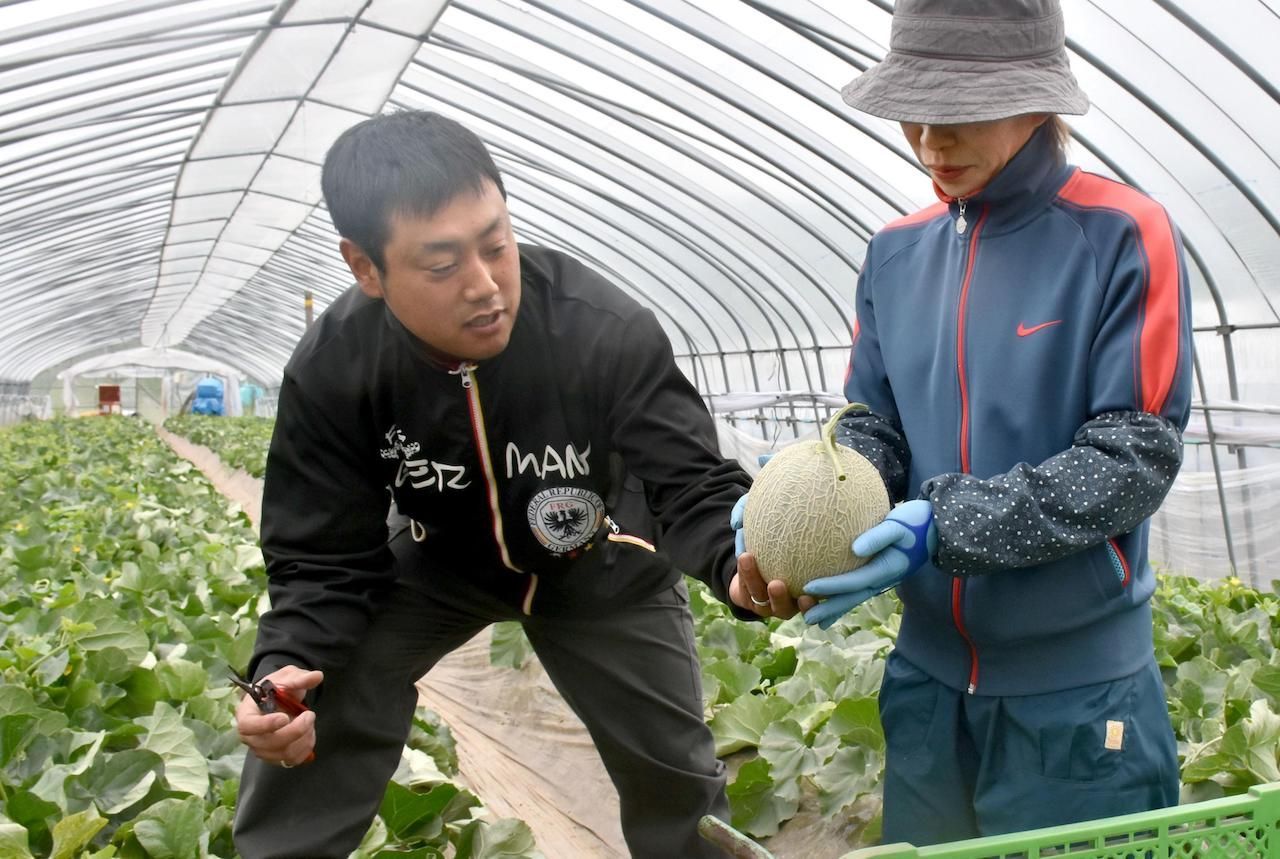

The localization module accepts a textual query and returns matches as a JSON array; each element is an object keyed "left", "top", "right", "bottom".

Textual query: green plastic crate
[
  {"left": 699, "top": 783, "right": 1280, "bottom": 858},
  {"left": 844, "top": 783, "right": 1280, "bottom": 859}
]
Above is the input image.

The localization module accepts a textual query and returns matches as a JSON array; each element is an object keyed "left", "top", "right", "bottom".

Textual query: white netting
[
  {"left": 0, "top": 394, "right": 51, "bottom": 426},
  {"left": 1151, "top": 461, "right": 1280, "bottom": 589}
]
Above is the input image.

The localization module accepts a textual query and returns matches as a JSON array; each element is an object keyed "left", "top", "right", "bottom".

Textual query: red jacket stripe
[
  {"left": 1057, "top": 170, "right": 1183, "bottom": 414},
  {"left": 845, "top": 315, "right": 861, "bottom": 386}
]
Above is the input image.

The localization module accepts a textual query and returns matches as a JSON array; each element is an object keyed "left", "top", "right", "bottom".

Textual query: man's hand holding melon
[{"left": 730, "top": 404, "right": 937, "bottom": 627}]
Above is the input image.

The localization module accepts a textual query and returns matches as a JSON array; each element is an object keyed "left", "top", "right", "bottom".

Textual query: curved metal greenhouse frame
[{"left": 1, "top": 0, "right": 1277, "bottom": 582}]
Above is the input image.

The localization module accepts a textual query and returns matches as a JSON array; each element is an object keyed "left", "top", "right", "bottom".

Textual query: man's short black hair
[{"left": 321, "top": 110, "right": 507, "bottom": 272}]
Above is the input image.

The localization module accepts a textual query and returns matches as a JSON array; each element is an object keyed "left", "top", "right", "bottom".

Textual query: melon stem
[{"left": 821, "top": 402, "right": 871, "bottom": 482}]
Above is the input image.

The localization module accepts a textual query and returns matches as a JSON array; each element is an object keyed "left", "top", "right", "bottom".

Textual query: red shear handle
[
  {"left": 257, "top": 679, "right": 309, "bottom": 718},
  {"left": 256, "top": 680, "right": 316, "bottom": 763},
  {"left": 232, "top": 675, "right": 317, "bottom": 764}
]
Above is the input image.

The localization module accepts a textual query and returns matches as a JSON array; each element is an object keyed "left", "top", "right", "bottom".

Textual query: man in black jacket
[{"left": 231, "top": 110, "right": 802, "bottom": 858}]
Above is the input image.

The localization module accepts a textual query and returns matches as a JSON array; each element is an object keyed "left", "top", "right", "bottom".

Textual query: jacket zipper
[
  {"left": 604, "top": 515, "right": 656, "bottom": 552},
  {"left": 1107, "top": 538, "right": 1131, "bottom": 587},
  {"left": 452, "top": 363, "right": 525, "bottom": 581},
  {"left": 952, "top": 198, "right": 986, "bottom": 694}
]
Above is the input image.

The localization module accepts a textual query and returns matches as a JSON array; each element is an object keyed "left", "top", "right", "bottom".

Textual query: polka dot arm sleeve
[
  {"left": 922, "top": 410, "right": 1182, "bottom": 575},
  {"left": 833, "top": 409, "right": 911, "bottom": 504}
]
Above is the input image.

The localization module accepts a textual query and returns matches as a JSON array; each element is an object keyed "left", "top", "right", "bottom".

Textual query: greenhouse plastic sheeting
[{"left": 1, "top": 0, "right": 1278, "bottom": 581}]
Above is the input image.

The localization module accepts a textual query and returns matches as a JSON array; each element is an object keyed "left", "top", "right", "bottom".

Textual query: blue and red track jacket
[{"left": 838, "top": 124, "right": 1193, "bottom": 697}]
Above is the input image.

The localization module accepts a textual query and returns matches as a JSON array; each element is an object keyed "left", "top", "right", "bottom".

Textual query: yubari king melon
[{"left": 744, "top": 403, "right": 891, "bottom": 597}]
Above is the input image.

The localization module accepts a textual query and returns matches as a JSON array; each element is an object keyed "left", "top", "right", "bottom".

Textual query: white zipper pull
[
  {"left": 955, "top": 198, "right": 968, "bottom": 235},
  {"left": 449, "top": 362, "right": 476, "bottom": 389},
  {"left": 605, "top": 515, "right": 620, "bottom": 534}
]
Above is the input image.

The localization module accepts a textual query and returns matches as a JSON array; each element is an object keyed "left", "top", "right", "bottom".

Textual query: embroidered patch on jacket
[
  {"left": 1105, "top": 720, "right": 1125, "bottom": 751},
  {"left": 527, "top": 487, "right": 605, "bottom": 554}
]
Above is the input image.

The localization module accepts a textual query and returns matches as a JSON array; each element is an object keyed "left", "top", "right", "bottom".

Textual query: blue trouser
[
  {"left": 234, "top": 529, "right": 729, "bottom": 858},
  {"left": 879, "top": 650, "right": 1179, "bottom": 847}
]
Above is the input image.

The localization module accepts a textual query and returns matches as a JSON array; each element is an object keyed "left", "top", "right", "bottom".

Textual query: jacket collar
[{"left": 934, "top": 122, "right": 1074, "bottom": 236}]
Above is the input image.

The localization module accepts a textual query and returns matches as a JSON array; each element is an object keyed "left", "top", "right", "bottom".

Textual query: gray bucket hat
[{"left": 841, "top": 0, "right": 1089, "bottom": 125}]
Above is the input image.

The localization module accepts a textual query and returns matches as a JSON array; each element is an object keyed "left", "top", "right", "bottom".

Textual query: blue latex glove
[
  {"left": 731, "top": 494, "right": 749, "bottom": 556},
  {"left": 803, "top": 499, "right": 936, "bottom": 629},
  {"left": 730, "top": 453, "right": 774, "bottom": 555}
]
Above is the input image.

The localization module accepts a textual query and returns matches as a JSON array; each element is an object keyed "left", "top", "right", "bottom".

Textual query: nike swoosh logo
[{"left": 1017, "top": 320, "right": 1063, "bottom": 337}]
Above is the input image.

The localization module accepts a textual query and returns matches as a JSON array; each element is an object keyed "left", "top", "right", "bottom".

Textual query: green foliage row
[
  {"left": 0, "top": 418, "right": 541, "bottom": 859},
  {"left": 672, "top": 568, "right": 1280, "bottom": 849},
  {"left": 164, "top": 414, "right": 1280, "bottom": 849},
  {"left": 161, "top": 417, "right": 272, "bottom": 479}
]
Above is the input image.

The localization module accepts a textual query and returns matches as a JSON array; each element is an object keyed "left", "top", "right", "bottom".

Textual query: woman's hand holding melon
[{"left": 802, "top": 499, "right": 937, "bottom": 629}]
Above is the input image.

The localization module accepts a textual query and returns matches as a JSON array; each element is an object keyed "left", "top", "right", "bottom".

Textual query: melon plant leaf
[
  {"left": 0, "top": 814, "right": 32, "bottom": 859},
  {"left": 48, "top": 807, "right": 107, "bottom": 859},
  {"left": 1223, "top": 659, "right": 1261, "bottom": 704},
  {"left": 697, "top": 617, "right": 758, "bottom": 660},
  {"left": 754, "top": 644, "right": 797, "bottom": 683},
  {"left": 770, "top": 672, "right": 817, "bottom": 706},
  {"left": 65, "top": 601, "right": 149, "bottom": 660},
  {"left": 788, "top": 700, "right": 837, "bottom": 736},
  {"left": 758, "top": 719, "right": 818, "bottom": 782},
  {"left": 831, "top": 644, "right": 888, "bottom": 700},
  {"left": 407, "top": 709, "right": 458, "bottom": 777},
  {"left": 137, "top": 702, "right": 209, "bottom": 796},
  {"left": 1220, "top": 699, "right": 1280, "bottom": 784},
  {"left": 379, "top": 781, "right": 458, "bottom": 841},
  {"left": 85, "top": 645, "right": 134, "bottom": 686},
  {"left": 0, "top": 684, "right": 42, "bottom": 720},
  {"left": 785, "top": 652, "right": 844, "bottom": 699},
  {"left": 32, "top": 647, "right": 70, "bottom": 687},
  {"left": 4, "top": 788, "right": 60, "bottom": 840},
  {"left": 1182, "top": 745, "right": 1232, "bottom": 784},
  {"left": 0, "top": 713, "right": 44, "bottom": 768},
  {"left": 13, "top": 545, "right": 49, "bottom": 573},
  {"left": 155, "top": 657, "right": 208, "bottom": 701},
  {"left": 1174, "top": 656, "right": 1228, "bottom": 719},
  {"left": 489, "top": 622, "right": 533, "bottom": 670},
  {"left": 392, "top": 747, "right": 450, "bottom": 791},
  {"left": 827, "top": 696, "right": 885, "bottom": 751},
  {"left": 726, "top": 757, "right": 797, "bottom": 838},
  {"left": 706, "top": 659, "right": 762, "bottom": 703},
  {"left": 65, "top": 748, "right": 162, "bottom": 814},
  {"left": 1253, "top": 664, "right": 1280, "bottom": 706},
  {"left": 708, "top": 694, "right": 793, "bottom": 756},
  {"left": 232, "top": 543, "right": 265, "bottom": 574},
  {"left": 815, "top": 745, "right": 883, "bottom": 818},
  {"left": 451, "top": 817, "right": 541, "bottom": 859},
  {"left": 437, "top": 784, "right": 483, "bottom": 826},
  {"left": 352, "top": 815, "right": 390, "bottom": 858},
  {"left": 131, "top": 796, "right": 204, "bottom": 859},
  {"left": 700, "top": 670, "right": 723, "bottom": 713}
]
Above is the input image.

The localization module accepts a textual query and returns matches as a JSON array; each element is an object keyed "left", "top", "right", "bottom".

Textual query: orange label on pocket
[{"left": 1105, "top": 720, "right": 1125, "bottom": 750}]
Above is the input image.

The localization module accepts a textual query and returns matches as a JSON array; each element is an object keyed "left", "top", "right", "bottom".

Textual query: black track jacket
[{"left": 250, "top": 246, "right": 749, "bottom": 677}]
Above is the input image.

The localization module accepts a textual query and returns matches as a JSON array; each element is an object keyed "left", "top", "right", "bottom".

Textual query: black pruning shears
[{"left": 229, "top": 666, "right": 316, "bottom": 762}]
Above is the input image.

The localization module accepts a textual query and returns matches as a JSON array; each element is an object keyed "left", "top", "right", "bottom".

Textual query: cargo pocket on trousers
[
  {"left": 1034, "top": 674, "right": 1137, "bottom": 783},
  {"left": 879, "top": 653, "right": 940, "bottom": 764}
]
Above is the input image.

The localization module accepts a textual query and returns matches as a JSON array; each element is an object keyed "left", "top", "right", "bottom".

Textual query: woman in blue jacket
[{"left": 769, "top": 0, "right": 1193, "bottom": 846}]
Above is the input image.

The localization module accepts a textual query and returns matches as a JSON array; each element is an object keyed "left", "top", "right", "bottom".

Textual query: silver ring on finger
[
  {"left": 280, "top": 761, "right": 294, "bottom": 769},
  {"left": 750, "top": 595, "right": 770, "bottom": 607}
]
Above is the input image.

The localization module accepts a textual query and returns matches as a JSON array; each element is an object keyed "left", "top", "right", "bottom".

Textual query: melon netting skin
[{"left": 743, "top": 440, "right": 890, "bottom": 597}]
